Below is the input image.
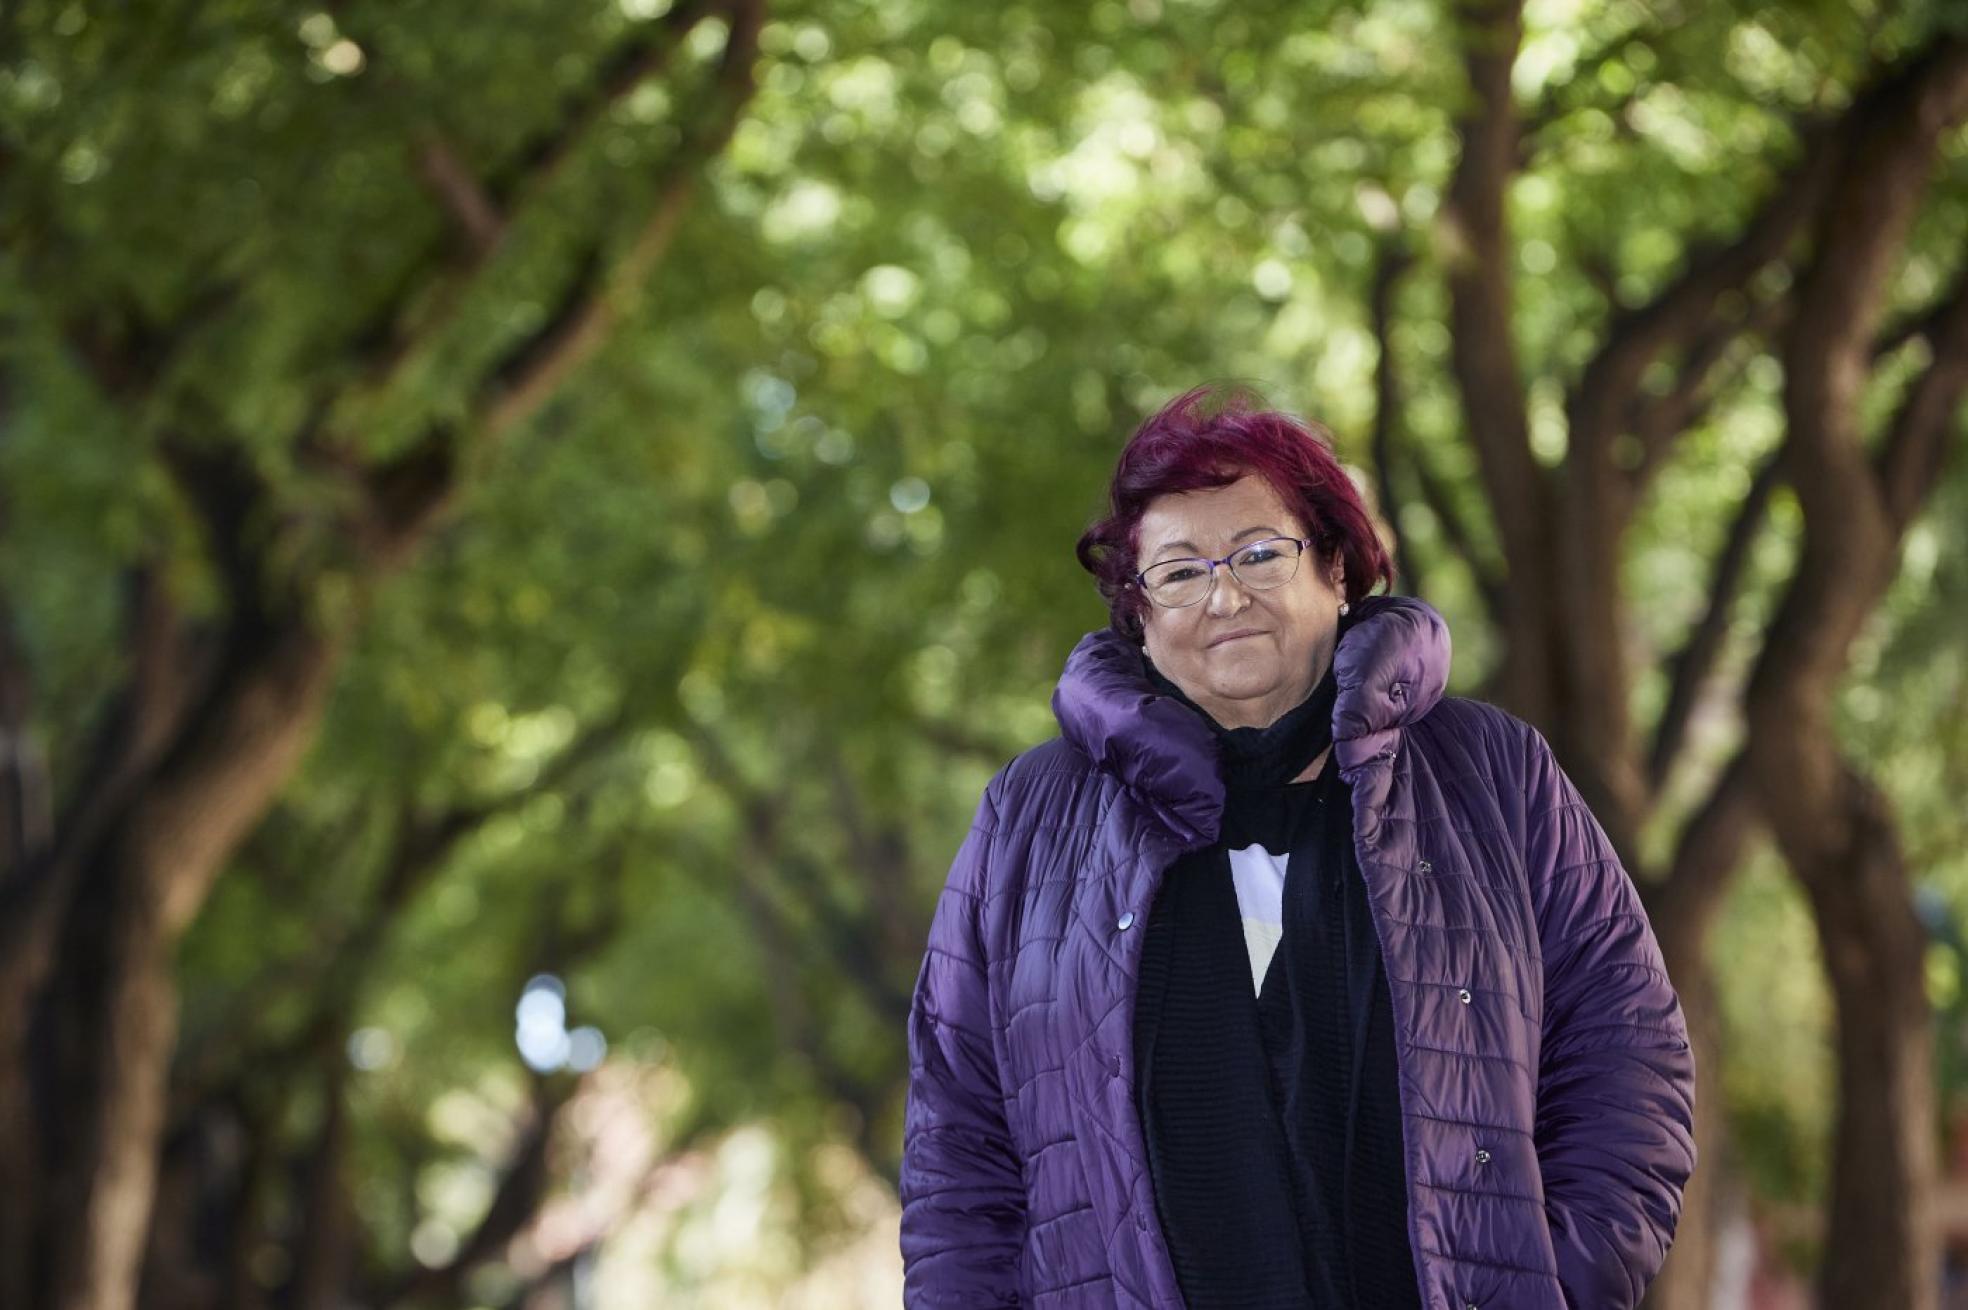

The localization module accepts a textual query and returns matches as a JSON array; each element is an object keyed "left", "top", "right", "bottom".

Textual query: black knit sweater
[{"left": 1131, "top": 748, "right": 1422, "bottom": 1306}]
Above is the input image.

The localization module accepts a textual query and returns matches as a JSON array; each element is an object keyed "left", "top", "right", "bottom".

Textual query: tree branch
[
  {"left": 1872, "top": 286, "right": 1956, "bottom": 361},
  {"left": 168, "top": 708, "right": 633, "bottom": 1113},
  {"left": 1408, "top": 439, "right": 1508, "bottom": 625},
  {"left": 683, "top": 723, "right": 912, "bottom": 1027},
  {"left": 1565, "top": 117, "right": 1838, "bottom": 496},
  {"left": 312, "top": 0, "right": 765, "bottom": 575},
  {"left": 347, "top": 0, "right": 731, "bottom": 428},
  {"left": 823, "top": 750, "right": 925, "bottom": 969},
  {"left": 382, "top": 1075, "right": 577, "bottom": 1309},
  {"left": 153, "top": 430, "right": 281, "bottom": 617},
  {"left": 355, "top": 425, "right": 463, "bottom": 569},
  {"left": 1646, "top": 748, "right": 1760, "bottom": 941},
  {"left": 1781, "top": 36, "right": 1968, "bottom": 544},
  {"left": 1443, "top": 0, "right": 1541, "bottom": 567},
  {"left": 472, "top": 0, "right": 766, "bottom": 441},
  {"left": 1366, "top": 237, "right": 1425, "bottom": 595},
  {"left": 55, "top": 280, "right": 242, "bottom": 409},
  {"left": 1876, "top": 257, "right": 1968, "bottom": 530},
  {"left": 414, "top": 136, "right": 503, "bottom": 255},
  {"left": 669, "top": 820, "right": 893, "bottom": 1163},
  {"left": 1647, "top": 448, "right": 1782, "bottom": 791},
  {"left": 1625, "top": 291, "right": 1787, "bottom": 492},
  {"left": 0, "top": 570, "right": 208, "bottom": 1017},
  {"left": 483, "top": 0, "right": 717, "bottom": 213},
  {"left": 0, "top": 452, "right": 49, "bottom": 879}
]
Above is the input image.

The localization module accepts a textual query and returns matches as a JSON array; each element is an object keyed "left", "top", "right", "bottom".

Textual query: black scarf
[{"left": 1132, "top": 618, "right": 1421, "bottom": 1308}]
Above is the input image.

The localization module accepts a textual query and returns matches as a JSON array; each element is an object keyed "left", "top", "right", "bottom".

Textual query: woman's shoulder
[
  {"left": 979, "top": 736, "right": 1112, "bottom": 829},
  {"left": 1412, "top": 695, "right": 1546, "bottom": 781},
  {"left": 1003, "top": 734, "right": 1100, "bottom": 781},
  {"left": 1418, "top": 694, "right": 1537, "bottom": 742}
]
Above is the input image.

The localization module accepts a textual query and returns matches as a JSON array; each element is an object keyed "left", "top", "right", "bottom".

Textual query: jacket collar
[{"left": 1049, "top": 593, "right": 1451, "bottom": 848}]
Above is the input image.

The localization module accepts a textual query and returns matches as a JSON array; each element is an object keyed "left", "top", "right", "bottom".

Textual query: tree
[
  {"left": 1415, "top": 7, "right": 1968, "bottom": 1303},
  {"left": 7, "top": 0, "right": 1966, "bottom": 1303},
  {"left": 0, "top": 3, "right": 765, "bottom": 1306}
]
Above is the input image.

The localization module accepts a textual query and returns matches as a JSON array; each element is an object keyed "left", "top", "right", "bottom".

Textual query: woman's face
[{"left": 1136, "top": 473, "right": 1346, "bottom": 731}]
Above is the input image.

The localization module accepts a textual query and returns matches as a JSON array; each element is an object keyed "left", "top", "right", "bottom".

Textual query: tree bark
[
  {"left": 41, "top": 621, "right": 343, "bottom": 1310},
  {"left": 1639, "top": 954, "right": 1725, "bottom": 1310},
  {"left": 1795, "top": 766, "right": 1938, "bottom": 1310},
  {"left": 287, "top": 1039, "right": 357, "bottom": 1310},
  {"left": 1639, "top": 753, "right": 1757, "bottom": 1310},
  {"left": 1442, "top": 0, "right": 1567, "bottom": 732},
  {"left": 0, "top": 598, "right": 48, "bottom": 1310}
]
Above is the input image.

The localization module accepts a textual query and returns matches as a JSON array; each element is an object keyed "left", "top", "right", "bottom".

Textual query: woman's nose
[{"left": 1205, "top": 567, "right": 1251, "bottom": 616}]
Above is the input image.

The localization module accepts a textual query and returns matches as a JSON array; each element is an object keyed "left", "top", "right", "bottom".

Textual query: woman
[{"left": 899, "top": 387, "right": 1695, "bottom": 1309}]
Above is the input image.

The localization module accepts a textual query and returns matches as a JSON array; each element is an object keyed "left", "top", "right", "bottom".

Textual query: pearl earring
[{"left": 1338, "top": 600, "right": 1350, "bottom": 617}]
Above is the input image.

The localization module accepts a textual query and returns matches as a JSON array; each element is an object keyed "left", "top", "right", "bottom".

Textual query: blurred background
[{"left": 3, "top": 0, "right": 1967, "bottom": 1306}]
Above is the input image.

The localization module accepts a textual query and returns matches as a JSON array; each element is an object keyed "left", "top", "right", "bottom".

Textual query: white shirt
[{"left": 1228, "top": 840, "right": 1289, "bottom": 993}]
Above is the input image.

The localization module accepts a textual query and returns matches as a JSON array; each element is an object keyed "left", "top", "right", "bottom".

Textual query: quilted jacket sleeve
[
  {"left": 899, "top": 777, "right": 1025, "bottom": 1306},
  {"left": 1522, "top": 725, "right": 1696, "bottom": 1310}
]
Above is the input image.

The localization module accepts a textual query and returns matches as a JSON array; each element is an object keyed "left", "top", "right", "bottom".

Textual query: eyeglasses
[{"left": 1131, "top": 536, "right": 1315, "bottom": 609}]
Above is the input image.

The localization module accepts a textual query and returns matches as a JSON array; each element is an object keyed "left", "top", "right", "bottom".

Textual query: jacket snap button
[
  {"left": 1417, "top": 858, "right": 1433, "bottom": 873},
  {"left": 1109, "top": 1051, "right": 1122, "bottom": 1077},
  {"left": 1135, "top": 1209, "right": 1150, "bottom": 1231},
  {"left": 1458, "top": 988, "right": 1473, "bottom": 1005},
  {"left": 1117, "top": 911, "right": 1135, "bottom": 931},
  {"left": 1475, "top": 1148, "right": 1492, "bottom": 1165}
]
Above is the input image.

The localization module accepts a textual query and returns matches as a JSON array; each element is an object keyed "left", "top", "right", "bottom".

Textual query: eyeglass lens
[{"left": 1141, "top": 538, "right": 1303, "bottom": 608}]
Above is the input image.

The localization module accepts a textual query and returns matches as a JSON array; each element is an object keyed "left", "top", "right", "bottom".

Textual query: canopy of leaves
[{"left": 5, "top": 0, "right": 1967, "bottom": 1300}]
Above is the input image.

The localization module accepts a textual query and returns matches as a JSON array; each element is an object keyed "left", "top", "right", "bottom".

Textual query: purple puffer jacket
[{"left": 899, "top": 594, "right": 1696, "bottom": 1308}]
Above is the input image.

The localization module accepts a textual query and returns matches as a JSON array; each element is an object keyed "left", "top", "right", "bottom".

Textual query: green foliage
[{"left": 8, "top": 0, "right": 1968, "bottom": 1295}]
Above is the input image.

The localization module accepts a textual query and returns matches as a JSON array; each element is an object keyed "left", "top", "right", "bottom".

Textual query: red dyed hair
[{"left": 1076, "top": 384, "right": 1394, "bottom": 642}]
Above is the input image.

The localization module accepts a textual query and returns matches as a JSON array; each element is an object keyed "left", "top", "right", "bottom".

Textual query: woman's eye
[
  {"left": 1239, "top": 548, "right": 1279, "bottom": 564},
  {"left": 1161, "top": 566, "right": 1203, "bottom": 582}
]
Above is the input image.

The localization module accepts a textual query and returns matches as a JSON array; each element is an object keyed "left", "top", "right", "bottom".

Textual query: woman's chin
[{"left": 1201, "top": 665, "right": 1283, "bottom": 703}]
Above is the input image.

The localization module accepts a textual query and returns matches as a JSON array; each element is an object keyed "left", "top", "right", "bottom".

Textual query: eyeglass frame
[{"left": 1128, "top": 535, "right": 1319, "bottom": 609}]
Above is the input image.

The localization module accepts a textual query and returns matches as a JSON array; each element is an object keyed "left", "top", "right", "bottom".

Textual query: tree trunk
[
  {"left": 35, "top": 622, "right": 343, "bottom": 1310},
  {"left": 1638, "top": 756, "right": 1759, "bottom": 1310},
  {"left": 1797, "top": 768, "right": 1938, "bottom": 1310},
  {"left": 44, "top": 861, "right": 182, "bottom": 1310},
  {"left": 288, "top": 1038, "right": 357, "bottom": 1310},
  {"left": 1, "top": 7, "right": 768, "bottom": 1301},
  {"left": 1639, "top": 954, "right": 1726, "bottom": 1310}
]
